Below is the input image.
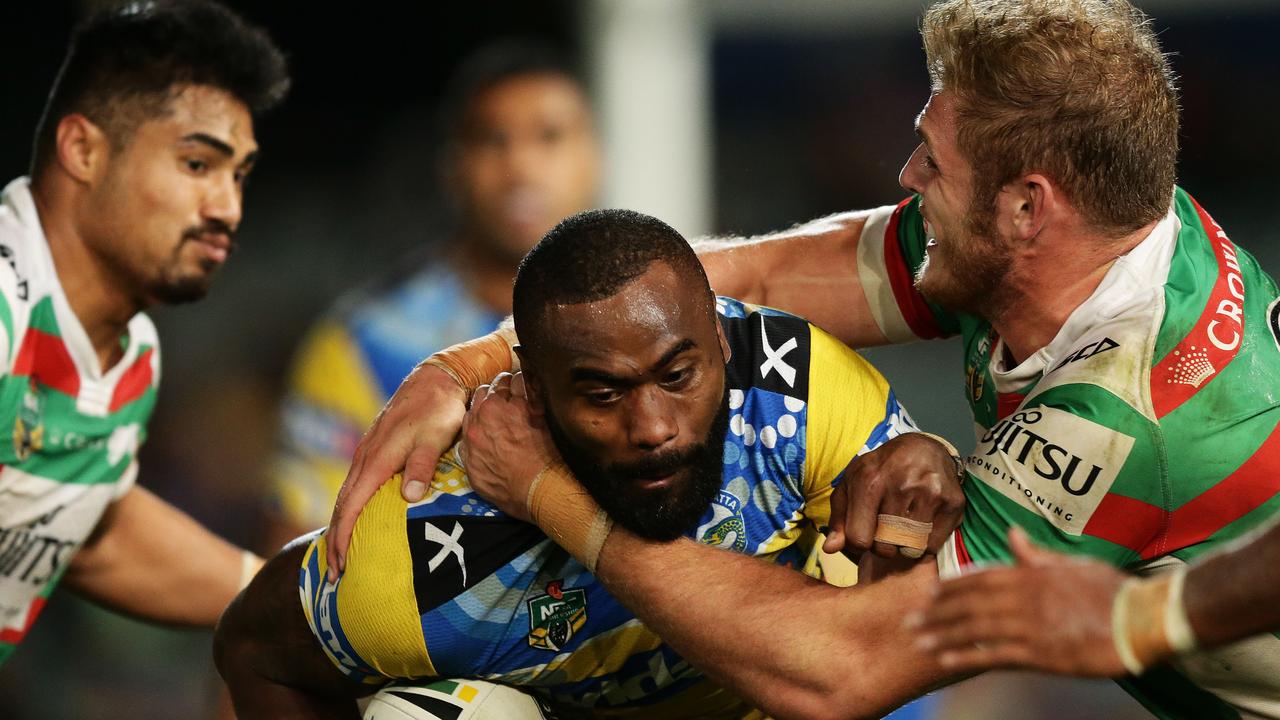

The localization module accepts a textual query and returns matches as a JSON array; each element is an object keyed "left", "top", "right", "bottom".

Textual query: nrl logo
[
  {"left": 527, "top": 580, "right": 587, "bottom": 652},
  {"left": 13, "top": 383, "right": 44, "bottom": 462}
]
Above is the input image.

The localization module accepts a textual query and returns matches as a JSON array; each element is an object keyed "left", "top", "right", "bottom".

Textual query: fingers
[
  {"left": 874, "top": 514, "right": 932, "bottom": 559},
  {"left": 926, "top": 499, "right": 962, "bottom": 548},
  {"left": 1008, "top": 526, "right": 1058, "bottom": 567},
  {"left": 822, "top": 481, "right": 849, "bottom": 554},
  {"left": 402, "top": 445, "right": 443, "bottom": 503},
  {"left": 327, "top": 440, "right": 402, "bottom": 581},
  {"left": 487, "top": 372, "right": 513, "bottom": 398},
  {"left": 470, "top": 383, "right": 490, "bottom": 410},
  {"left": 843, "top": 462, "right": 883, "bottom": 557},
  {"left": 935, "top": 641, "right": 1035, "bottom": 674},
  {"left": 510, "top": 371, "right": 527, "bottom": 399}
]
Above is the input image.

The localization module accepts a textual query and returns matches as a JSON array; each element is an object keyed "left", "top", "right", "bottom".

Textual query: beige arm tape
[
  {"left": 422, "top": 326, "right": 519, "bottom": 392},
  {"left": 1112, "top": 565, "right": 1197, "bottom": 675},
  {"left": 526, "top": 461, "right": 614, "bottom": 573}
]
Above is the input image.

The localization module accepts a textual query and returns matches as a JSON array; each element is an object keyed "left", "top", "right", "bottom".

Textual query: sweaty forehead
[{"left": 539, "top": 263, "right": 710, "bottom": 361}]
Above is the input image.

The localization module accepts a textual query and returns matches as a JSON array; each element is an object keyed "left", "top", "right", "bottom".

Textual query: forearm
[
  {"left": 1184, "top": 519, "right": 1280, "bottom": 648},
  {"left": 592, "top": 531, "right": 946, "bottom": 720},
  {"left": 64, "top": 486, "right": 250, "bottom": 627},
  {"left": 695, "top": 211, "right": 888, "bottom": 347}
]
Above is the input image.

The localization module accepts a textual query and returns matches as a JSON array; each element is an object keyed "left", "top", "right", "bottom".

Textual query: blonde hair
[{"left": 922, "top": 0, "right": 1179, "bottom": 236}]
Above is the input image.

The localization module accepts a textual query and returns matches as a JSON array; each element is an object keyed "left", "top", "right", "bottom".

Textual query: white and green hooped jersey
[
  {"left": 0, "top": 178, "right": 160, "bottom": 665},
  {"left": 858, "top": 189, "right": 1280, "bottom": 719}
]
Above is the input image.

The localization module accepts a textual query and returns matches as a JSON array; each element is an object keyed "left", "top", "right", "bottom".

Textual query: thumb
[
  {"left": 1008, "top": 526, "right": 1056, "bottom": 567},
  {"left": 402, "top": 446, "right": 440, "bottom": 502}
]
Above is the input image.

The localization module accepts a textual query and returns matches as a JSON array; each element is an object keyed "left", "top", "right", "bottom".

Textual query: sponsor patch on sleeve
[{"left": 965, "top": 406, "right": 1135, "bottom": 535}]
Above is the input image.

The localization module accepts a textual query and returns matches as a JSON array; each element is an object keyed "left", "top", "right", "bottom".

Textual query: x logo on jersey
[
  {"left": 759, "top": 315, "right": 798, "bottom": 387},
  {"left": 423, "top": 521, "right": 466, "bottom": 587}
]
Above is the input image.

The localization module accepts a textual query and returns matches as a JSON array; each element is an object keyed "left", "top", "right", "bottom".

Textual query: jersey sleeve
[
  {"left": 299, "top": 461, "right": 548, "bottom": 683},
  {"left": 800, "top": 323, "right": 919, "bottom": 529},
  {"left": 299, "top": 479, "right": 432, "bottom": 683},
  {"left": 271, "top": 320, "right": 385, "bottom": 528},
  {"left": 855, "top": 197, "right": 961, "bottom": 342}
]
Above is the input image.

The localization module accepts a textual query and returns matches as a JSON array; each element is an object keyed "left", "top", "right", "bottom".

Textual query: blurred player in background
[
  {"left": 0, "top": 0, "right": 287, "bottom": 669},
  {"left": 267, "top": 40, "right": 601, "bottom": 542}
]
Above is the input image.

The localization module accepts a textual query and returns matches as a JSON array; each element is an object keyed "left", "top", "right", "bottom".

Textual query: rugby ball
[{"left": 363, "top": 678, "right": 551, "bottom": 719}]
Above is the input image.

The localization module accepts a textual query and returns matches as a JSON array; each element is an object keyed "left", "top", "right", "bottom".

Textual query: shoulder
[{"left": 717, "top": 296, "right": 816, "bottom": 401}]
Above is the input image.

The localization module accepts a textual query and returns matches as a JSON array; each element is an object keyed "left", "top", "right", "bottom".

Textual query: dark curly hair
[
  {"left": 513, "top": 208, "right": 713, "bottom": 358},
  {"left": 31, "top": 0, "right": 290, "bottom": 174}
]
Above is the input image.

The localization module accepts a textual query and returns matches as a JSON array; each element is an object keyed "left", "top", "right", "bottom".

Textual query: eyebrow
[
  {"left": 568, "top": 338, "right": 697, "bottom": 384},
  {"left": 181, "top": 132, "right": 236, "bottom": 157}
]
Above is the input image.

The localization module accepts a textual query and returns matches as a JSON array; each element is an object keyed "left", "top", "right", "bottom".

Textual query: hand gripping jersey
[
  {"left": 272, "top": 263, "right": 502, "bottom": 527},
  {"left": 858, "top": 191, "right": 1280, "bottom": 719},
  {"left": 299, "top": 297, "right": 916, "bottom": 718},
  {"left": 0, "top": 178, "right": 159, "bottom": 665}
]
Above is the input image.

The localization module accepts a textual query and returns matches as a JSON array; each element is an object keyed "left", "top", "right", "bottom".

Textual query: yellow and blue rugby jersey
[
  {"left": 299, "top": 297, "right": 917, "bottom": 718},
  {"left": 273, "top": 263, "right": 503, "bottom": 527}
]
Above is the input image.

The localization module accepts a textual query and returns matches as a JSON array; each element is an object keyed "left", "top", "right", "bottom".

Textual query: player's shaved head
[
  {"left": 513, "top": 208, "right": 715, "bottom": 360},
  {"left": 512, "top": 209, "right": 727, "bottom": 541},
  {"left": 31, "top": 0, "right": 289, "bottom": 176}
]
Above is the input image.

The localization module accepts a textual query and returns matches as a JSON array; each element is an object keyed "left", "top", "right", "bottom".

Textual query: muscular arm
[
  {"left": 215, "top": 539, "right": 369, "bottom": 719},
  {"left": 1183, "top": 518, "right": 1280, "bottom": 648},
  {"left": 62, "top": 485, "right": 251, "bottom": 627},
  {"left": 916, "top": 520, "right": 1280, "bottom": 678},
  {"left": 695, "top": 211, "right": 889, "bottom": 347},
  {"left": 588, "top": 528, "right": 949, "bottom": 720}
]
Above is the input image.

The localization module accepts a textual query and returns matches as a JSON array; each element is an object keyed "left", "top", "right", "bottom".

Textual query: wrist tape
[
  {"left": 526, "top": 461, "right": 613, "bottom": 573},
  {"left": 423, "top": 326, "right": 518, "bottom": 392},
  {"left": 1112, "top": 565, "right": 1198, "bottom": 675}
]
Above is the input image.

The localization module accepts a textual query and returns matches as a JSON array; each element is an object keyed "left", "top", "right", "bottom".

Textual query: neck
[
  {"left": 987, "top": 219, "right": 1157, "bottom": 365},
  {"left": 450, "top": 231, "right": 521, "bottom": 316},
  {"left": 31, "top": 176, "right": 140, "bottom": 370}
]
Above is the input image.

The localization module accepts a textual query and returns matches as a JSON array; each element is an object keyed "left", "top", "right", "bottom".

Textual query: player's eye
[
  {"left": 184, "top": 158, "right": 209, "bottom": 174},
  {"left": 661, "top": 367, "right": 691, "bottom": 388},
  {"left": 922, "top": 154, "right": 938, "bottom": 171},
  {"left": 585, "top": 389, "right": 622, "bottom": 406}
]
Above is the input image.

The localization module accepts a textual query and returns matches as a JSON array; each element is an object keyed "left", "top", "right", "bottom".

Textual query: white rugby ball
[{"left": 363, "top": 678, "right": 551, "bottom": 720}]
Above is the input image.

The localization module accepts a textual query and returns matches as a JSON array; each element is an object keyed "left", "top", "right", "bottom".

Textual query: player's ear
[
  {"left": 716, "top": 317, "right": 732, "bottom": 364},
  {"left": 514, "top": 345, "right": 545, "bottom": 411},
  {"left": 55, "top": 114, "right": 110, "bottom": 185}
]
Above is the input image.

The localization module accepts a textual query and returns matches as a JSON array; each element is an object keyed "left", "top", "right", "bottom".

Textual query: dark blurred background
[{"left": 1, "top": 1, "right": 1277, "bottom": 717}]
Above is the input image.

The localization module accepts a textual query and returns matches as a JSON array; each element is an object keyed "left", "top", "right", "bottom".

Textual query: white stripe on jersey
[{"left": 856, "top": 204, "right": 919, "bottom": 344}]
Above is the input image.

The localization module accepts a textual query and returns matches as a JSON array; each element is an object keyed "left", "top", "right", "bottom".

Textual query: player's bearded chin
[
  {"left": 150, "top": 223, "right": 237, "bottom": 305},
  {"left": 913, "top": 203, "right": 1009, "bottom": 315},
  {"left": 546, "top": 388, "right": 729, "bottom": 542}
]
